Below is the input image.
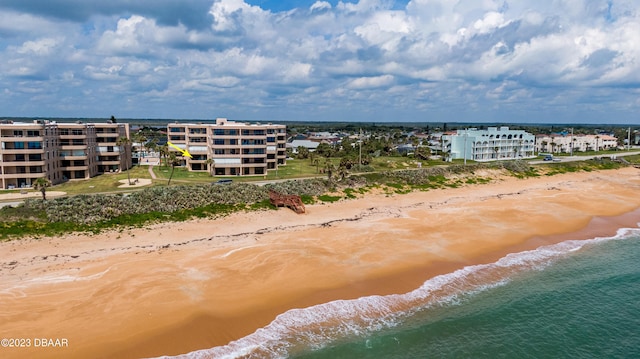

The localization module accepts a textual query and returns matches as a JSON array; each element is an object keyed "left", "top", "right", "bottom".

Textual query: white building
[
  {"left": 443, "top": 127, "right": 536, "bottom": 162},
  {"left": 535, "top": 134, "right": 618, "bottom": 154},
  {"left": 287, "top": 139, "right": 320, "bottom": 153}
]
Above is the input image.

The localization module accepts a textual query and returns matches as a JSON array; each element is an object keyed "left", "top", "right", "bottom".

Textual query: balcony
[
  {"left": 1, "top": 148, "right": 44, "bottom": 154},
  {"left": 241, "top": 153, "right": 267, "bottom": 159},
  {"left": 1, "top": 135, "right": 44, "bottom": 142},
  {"left": 60, "top": 165, "right": 89, "bottom": 171},
  {"left": 1, "top": 160, "right": 46, "bottom": 166},
  {"left": 241, "top": 162, "right": 267, "bottom": 168},
  {"left": 1, "top": 172, "right": 46, "bottom": 179},
  {"left": 60, "top": 144, "right": 87, "bottom": 150},
  {"left": 98, "top": 160, "right": 120, "bottom": 165}
]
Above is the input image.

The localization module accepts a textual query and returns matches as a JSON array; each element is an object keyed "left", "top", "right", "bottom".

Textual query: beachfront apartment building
[
  {"left": 0, "top": 120, "right": 130, "bottom": 189},
  {"left": 443, "top": 127, "right": 536, "bottom": 162},
  {"left": 535, "top": 133, "right": 618, "bottom": 154},
  {"left": 166, "top": 118, "right": 287, "bottom": 176}
]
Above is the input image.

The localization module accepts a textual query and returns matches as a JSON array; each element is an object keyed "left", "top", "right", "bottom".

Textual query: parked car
[{"left": 213, "top": 179, "right": 233, "bottom": 185}]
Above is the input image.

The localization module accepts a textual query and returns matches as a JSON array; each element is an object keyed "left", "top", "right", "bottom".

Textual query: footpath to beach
[{"left": 1, "top": 168, "right": 640, "bottom": 358}]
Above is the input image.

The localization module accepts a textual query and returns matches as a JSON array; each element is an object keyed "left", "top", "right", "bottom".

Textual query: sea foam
[{"left": 158, "top": 228, "right": 639, "bottom": 359}]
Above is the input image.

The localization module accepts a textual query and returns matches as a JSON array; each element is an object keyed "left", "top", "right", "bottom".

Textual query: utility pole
[
  {"left": 463, "top": 129, "right": 468, "bottom": 165},
  {"left": 570, "top": 127, "right": 574, "bottom": 156},
  {"left": 628, "top": 127, "right": 631, "bottom": 150},
  {"left": 359, "top": 128, "right": 362, "bottom": 167}
]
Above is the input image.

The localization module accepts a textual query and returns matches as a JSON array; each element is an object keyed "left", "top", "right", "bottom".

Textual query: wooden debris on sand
[{"left": 269, "top": 190, "right": 306, "bottom": 214}]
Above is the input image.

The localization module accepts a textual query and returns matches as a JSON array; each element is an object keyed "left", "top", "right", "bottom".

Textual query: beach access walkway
[{"left": 148, "top": 165, "right": 157, "bottom": 179}]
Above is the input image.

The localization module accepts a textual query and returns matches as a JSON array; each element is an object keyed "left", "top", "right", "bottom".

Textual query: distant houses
[
  {"left": 287, "top": 139, "right": 320, "bottom": 153},
  {"left": 286, "top": 131, "right": 341, "bottom": 154},
  {"left": 535, "top": 133, "right": 617, "bottom": 154}
]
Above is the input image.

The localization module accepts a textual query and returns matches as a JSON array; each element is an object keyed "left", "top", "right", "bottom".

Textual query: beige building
[
  {"left": 167, "top": 118, "right": 286, "bottom": 176},
  {"left": 0, "top": 120, "right": 130, "bottom": 189},
  {"left": 536, "top": 134, "right": 618, "bottom": 154}
]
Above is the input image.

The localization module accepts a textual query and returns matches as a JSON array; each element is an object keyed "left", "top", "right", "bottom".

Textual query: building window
[{"left": 214, "top": 139, "right": 225, "bottom": 145}]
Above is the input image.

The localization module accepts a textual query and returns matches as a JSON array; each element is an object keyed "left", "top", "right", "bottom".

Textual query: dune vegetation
[{"left": 0, "top": 158, "right": 631, "bottom": 240}]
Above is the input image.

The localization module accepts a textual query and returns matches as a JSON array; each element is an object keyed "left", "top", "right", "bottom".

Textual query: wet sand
[{"left": 2, "top": 168, "right": 640, "bottom": 358}]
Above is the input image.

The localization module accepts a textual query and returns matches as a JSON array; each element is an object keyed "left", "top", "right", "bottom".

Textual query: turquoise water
[{"left": 175, "top": 229, "right": 640, "bottom": 359}]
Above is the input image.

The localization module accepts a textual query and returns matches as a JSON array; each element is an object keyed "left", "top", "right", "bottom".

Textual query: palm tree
[
  {"left": 116, "top": 136, "right": 133, "bottom": 185},
  {"left": 296, "top": 146, "right": 309, "bottom": 159},
  {"left": 595, "top": 135, "right": 600, "bottom": 152},
  {"left": 146, "top": 139, "right": 158, "bottom": 160},
  {"left": 32, "top": 177, "right": 51, "bottom": 200},
  {"left": 204, "top": 158, "right": 215, "bottom": 176},
  {"left": 159, "top": 144, "right": 169, "bottom": 167},
  {"left": 337, "top": 163, "right": 349, "bottom": 181},
  {"left": 167, "top": 152, "right": 180, "bottom": 185},
  {"left": 131, "top": 131, "right": 147, "bottom": 165},
  {"left": 324, "top": 158, "right": 335, "bottom": 181}
]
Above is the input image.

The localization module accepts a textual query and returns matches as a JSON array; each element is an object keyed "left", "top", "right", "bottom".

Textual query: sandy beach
[{"left": 2, "top": 168, "right": 640, "bottom": 358}]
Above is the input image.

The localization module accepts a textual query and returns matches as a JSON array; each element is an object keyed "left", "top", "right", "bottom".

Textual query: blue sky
[{"left": 1, "top": 0, "right": 639, "bottom": 124}]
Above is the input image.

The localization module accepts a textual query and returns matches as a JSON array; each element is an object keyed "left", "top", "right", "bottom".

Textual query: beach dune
[{"left": 1, "top": 168, "right": 640, "bottom": 358}]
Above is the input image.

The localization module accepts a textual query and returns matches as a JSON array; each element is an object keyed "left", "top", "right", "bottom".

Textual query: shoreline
[{"left": 2, "top": 168, "right": 640, "bottom": 358}]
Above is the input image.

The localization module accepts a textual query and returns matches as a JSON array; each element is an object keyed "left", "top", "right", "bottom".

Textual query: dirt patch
[{"left": 117, "top": 178, "right": 152, "bottom": 188}]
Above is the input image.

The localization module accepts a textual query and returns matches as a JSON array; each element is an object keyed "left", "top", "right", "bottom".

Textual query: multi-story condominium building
[
  {"left": 167, "top": 118, "right": 286, "bottom": 176},
  {"left": 443, "top": 127, "right": 536, "bottom": 162},
  {"left": 0, "top": 120, "right": 130, "bottom": 189},
  {"left": 535, "top": 134, "right": 618, "bottom": 154}
]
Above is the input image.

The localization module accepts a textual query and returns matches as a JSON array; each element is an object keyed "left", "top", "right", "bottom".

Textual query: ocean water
[{"left": 177, "top": 229, "right": 640, "bottom": 359}]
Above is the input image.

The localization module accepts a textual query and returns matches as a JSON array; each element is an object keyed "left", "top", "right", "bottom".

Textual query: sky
[{"left": 1, "top": 0, "right": 639, "bottom": 124}]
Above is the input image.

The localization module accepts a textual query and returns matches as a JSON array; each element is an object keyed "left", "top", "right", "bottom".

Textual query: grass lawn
[
  {"left": 256, "top": 158, "right": 324, "bottom": 180},
  {"left": 152, "top": 165, "right": 214, "bottom": 183},
  {"left": 51, "top": 166, "right": 157, "bottom": 195},
  {"left": 13, "top": 151, "right": 632, "bottom": 199}
]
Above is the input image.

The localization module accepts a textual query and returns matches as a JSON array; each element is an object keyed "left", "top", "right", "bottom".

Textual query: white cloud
[
  {"left": 473, "top": 11, "right": 509, "bottom": 34},
  {"left": 1, "top": 0, "right": 639, "bottom": 122},
  {"left": 347, "top": 74, "right": 395, "bottom": 89},
  {"left": 16, "top": 38, "right": 61, "bottom": 56},
  {"left": 310, "top": 1, "right": 332, "bottom": 12}
]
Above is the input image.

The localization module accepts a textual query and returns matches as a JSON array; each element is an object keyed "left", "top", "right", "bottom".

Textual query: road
[
  {"left": 3, "top": 151, "right": 640, "bottom": 208},
  {"left": 528, "top": 151, "right": 640, "bottom": 164}
]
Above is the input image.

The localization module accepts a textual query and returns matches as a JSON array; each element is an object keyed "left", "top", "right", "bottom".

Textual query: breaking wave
[{"left": 160, "top": 228, "right": 639, "bottom": 359}]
